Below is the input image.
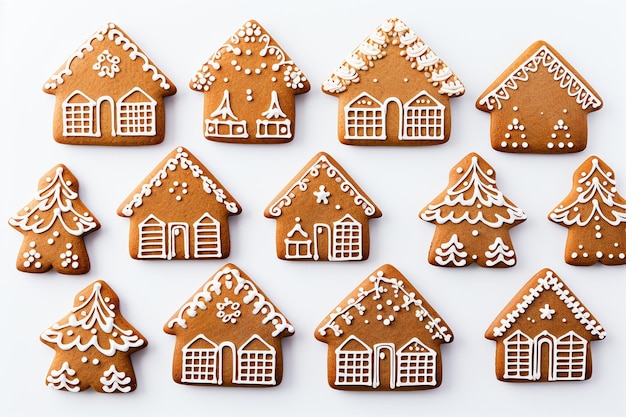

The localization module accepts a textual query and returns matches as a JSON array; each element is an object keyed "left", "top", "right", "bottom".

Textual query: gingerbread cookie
[
  {"left": 265, "top": 152, "right": 382, "bottom": 261},
  {"left": 118, "top": 146, "right": 241, "bottom": 260},
  {"left": 8, "top": 164, "right": 100, "bottom": 274},
  {"left": 164, "top": 263, "right": 294, "bottom": 387},
  {"left": 485, "top": 268, "right": 606, "bottom": 382},
  {"left": 322, "top": 17, "right": 464, "bottom": 146},
  {"left": 43, "top": 22, "right": 176, "bottom": 145},
  {"left": 476, "top": 40, "right": 602, "bottom": 153},
  {"left": 315, "top": 264, "right": 453, "bottom": 390},
  {"left": 41, "top": 280, "right": 147, "bottom": 392},
  {"left": 549, "top": 156, "right": 626, "bottom": 265},
  {"left": 190, "top": 20, "right": 310, "bottom": 144},
  {"left": 419, "top": 153, "right": 526, "bottom": 267}
]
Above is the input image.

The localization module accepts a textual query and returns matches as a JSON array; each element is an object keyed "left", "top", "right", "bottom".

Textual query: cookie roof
[
  {"left": 43, "top": 22, "right": 175, "bottom": 93},
  {"left": 486, "top": 268, "right": 606, "bottom": 340},
  {"left": 190, "top": 20, "right": 310, "bottom": 94},
  {"left": 41, "top": 280, "right": 146, "bottom": 356},
  {"left": 9, "top": 164, "right": 100, "bottom": 236},
  {"left": 476, "top": 40, "right": 602, "bottom": 112},
  {"left": 420, "top": 153, "right": 526, "bottom": 227},
  {"left": 550, "top": 156, "right": 626, "bottom": 227},
  {"left": 265, "top": 152, "right": 381, "bottom": 219},
  {"left": 322, "top": 17, "right": 464, "bottom": 96},
  {"left": 118, "top": 146, "right": 241, "bottom": 217},
  {"left": 316, "top": 264, "right": 452, "bottom": 343},
  {"left": 165, "top": 264, "right": 294, "bottom": 338}
]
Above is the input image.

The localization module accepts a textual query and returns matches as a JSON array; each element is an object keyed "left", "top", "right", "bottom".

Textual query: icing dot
[
  {"left": 376, "top": 314, "right": 382, "bottom": 321},
  {"left": 47, "top": 238, "right": 54, "bottom": 245},
  {"left": 562, "top": 318, "right": 567, "bottom": 323},
  {"left": 558, "top": 142, "right": 565, "bottom": 148},
  {"left": 595, "top": 225, "right": 601, "bottom": 230},
  {"left": 456, "top": 167, "right": 463, "bottom": 173},
  {"left": 522, "top": 142, "right": 529, "bottom": 148},
  {"left": 567, "top": 142, "right": 574, "bottom": 148},
  {"left": 609, "top": 254, "right": 614, "bottom": 259},
  {"left": 563, "top": 109, "right": 568, "bottom": 114},
  {"left": 30, "top": 241, "right": 36, "bottom": 248},
  {"left": 472, "top": 255, "right": 477, "bottom": 260},
  {"left": 501, "top": 141, "right": 507, "bottom": 148},
  {"left": 91, "top": 328, "right": 97, "bottom": 334},
  {"left": 53, "top": 231, "right": 59, "bottom": 237},
  {"left": 551, "top": 133, "right": 557, "bottom": 139},
  {"left": 486, "top": 169, "right": 494, "bottom": 176},
  {"left": 335, "top": 205, "right": 341, "bottom": 210},
  {"left": 67, "top": 330, "right": 74, "bottom": 336},
  {"left": 66, "top": 243, "right": 72, "bottom": 249},
  {"left": 547, "top": 143, "right": 554, "bottom": 149},
  {"left": 472, "top": 230, "right": 479, "bottom": 236},
  {"left": 620, "top": 253, "right": 625, "bottom": 259},
  {"left": 596, "top": 233, "right": 602, "bottom": 239},
  {"left": 383, "top": 319, "right": 391, "bottom": 326},
  {"left": 512, "top": 142, "right": 518, "bottom": 148},
  {"left": 615, "top": 243, "right": 620, "bottom": 247},
  {"left": 513, "top": 106, "right": 518, "bottom": 111},
  {"left": 583, "top": 252, "right": 589, "bottom": 258},
  {"left": 571, "top": 252, "right": 578, "bottom": 259},
  {"left": 81, "top": 357, "right": 88, "bottom": 363},
  {"left": 93, "top": 359, "right": 100, "bottom": 365},
  {"left": 504, "top": 133, "right": 511, "bottom": 139},
  {"left": 376, "top": 304, "right": 383, "bottom": 310},
  {"left": 578, "top": 244, "right": 584, "bottom": 249},
  {"left": 596, "top": 251, "right": 603, "bottom": 258}
]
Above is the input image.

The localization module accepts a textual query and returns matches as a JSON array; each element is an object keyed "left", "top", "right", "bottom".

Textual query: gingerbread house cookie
[
  {"left": 549, "top": 156, "right": 626, "bottom": 265},
  {"left": 118, "top": 147, "right": 241, "bottom": 260},
  {"left": 43, "top": 23, "right": 176, "bottom": 145},
  {"left": 190, "top": 20, "right": 310, "bottom": 144},
  {"left": 265, "top": 152, "right": 381, "bottom": 261},
  {"left": 419, "top": 153, "right": 526, "bottom": 267},
  {"left": 322, "top": 17, "right": 464, "bottom": 146},
  {"left": 41, "top": 280, "right": 147, "bottom": 392},
  {"left": 8, "top": 164, "right": 100, "bottom": 274},
  {"left": 476, "top": 40, "right": 602, "bottom": 153},
  {"left": 485, "top": 268, "right": 606, "bottom": 382},
  {"left": 315, "top": 264, "right": 453, "bottom": 390},
  {"left": 164, "top": 264, "right": 294, "bottom": 387}
]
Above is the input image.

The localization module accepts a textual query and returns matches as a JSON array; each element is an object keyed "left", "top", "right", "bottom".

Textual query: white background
[{"left": 1, "top": 0, "right": 625, "bottom": 415}]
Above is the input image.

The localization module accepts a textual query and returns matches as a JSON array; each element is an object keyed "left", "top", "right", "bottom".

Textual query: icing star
[
  {"left": 539, "top": 304, "right": 556, "bottom": 320},
  {"left": 313, "top": 185, "right": 331, "bottom": 204}
]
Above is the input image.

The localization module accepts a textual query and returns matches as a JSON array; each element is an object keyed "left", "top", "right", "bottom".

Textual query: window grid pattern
[
  {"left": 396, "top": 352, "right": 436, "bottom": 386},
  {"left": 345, "top": 108, "right": 385, "bottom": 139},
  {"left": 256, "top": 119, "right": 292, "bottom": 138},
  {"left": 117, "top": 102, "right": 156, "bottom": 135},
  {"left": 404, "top": 107, "right": 443, "bottom": 139},
  {"left": 336, "top": 352, "right": 371, "bottom": 385},
  {"left": 238, "top": 351, "right": 275, "bottom": 384},
  {"left": 138, "top": 218, "right": 166, "bottom": 259},
  {"left": 554, "top": 333, "right": 587, "bottom": 380},
  {"left": 285, "top": 240, "right": 312, "bottom": 259},
  {"left": 194, "top": 221, "right": 221, "bottom": 258},
  {"left": 182, "top": 349, "right": 218, "bottom": 383},
  {"left": 63, "top": 103, "right": 95, "bottom": 136},
  {"left": 503, "top": 331, "right": 533, "bottom": 380},
  {"left": 333, "top": 221, "right": 362, "bottom": 260}
]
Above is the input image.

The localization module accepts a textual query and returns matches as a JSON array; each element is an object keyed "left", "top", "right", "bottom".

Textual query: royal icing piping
[
  {"left": 491, "top": 270, "right": 606, "bottom": 339},
  {"left": 322, "top": 17, "right": 464, "bottom": 96},
  {"left": 318, "top": 269, "right": 451, "bottom": 342},
  {"left": 478, "top": 45, "right": 602, "bottom": 111},
  {"left": 266, "top": 154, "right": 378, "bottom": 217},
  {"left": 120, "top": 147, "right": 240, "bottom": 217},
  {"left": 166, "top": 266, "right": 294, "bottom": 338},
  {"left": 44, "top": 23, "right": 171, "bottom": 91}
]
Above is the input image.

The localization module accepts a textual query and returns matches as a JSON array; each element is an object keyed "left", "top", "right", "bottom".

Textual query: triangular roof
[
  {"left": 9, "top": 164, "right": 100, "bottom": 236},
  {"left": 485, "top": 268, "right": 606, "bottom": 340},
  {"left": 315, "top": 264, "right": 452, "bottom": 343},
  {"left": 420, "top": 152, "right": 526, "bottom": 227},
  {"left": 118, "top": 146, "right": 241, "bottom": 217},
  {"left": 164, "top": 263, "right": 294, "bottom": 338},
  {"left": 190, "top": 19, "right": 310, "bottom": 94},
  {"left": 43, "top": 22, "right": 176, "bottom": 94},
  {"left": 41, "top": 280, "right": 147, "bottom": 356},
  {"left": 476, "top": 40, "right": 602, "bottom": 112},
  {"left": 550, "top": 156, "right": 626, "bottom": 227},
  {"left": 322, "top": 17, "right": 464, "bottom": 96},
  {"left": 264, "top": 152, "right": 382, "bottom": 218}
]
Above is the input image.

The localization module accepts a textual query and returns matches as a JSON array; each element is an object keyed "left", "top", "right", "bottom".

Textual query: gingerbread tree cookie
[
  {"left": 476, "top": 40, "right": 602, "bottom": 153},
  {"left": 485, "top": 268, "right": 606, "bottom": 382},
  {"left": 8, "top": 164, "right": 100, "bottom": 274},
  {"left": 323, "top": 17, "right": 464, "bottom": 146},
  {"left": 41, "top": 280, "right": 147, "bottom": 392},
  {"left": 43, "top": 23, "right": 176, "bottom": 145},
  {"left": 549, "top": 156, "right": 626, "bottom": 265},
  {"left": 419, "top": 153, "right": 526, "bottom": 267},
  {"left": 315, "top": 264, "right": 453, "bottom": 390},
  {"left": 190, "top": 20, "right": 310, "bottom": 144}
]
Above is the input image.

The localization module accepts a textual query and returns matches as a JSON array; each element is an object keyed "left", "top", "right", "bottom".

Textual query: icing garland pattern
[{"left": 322, "top": 17, "right": 464, "bottom": 96}]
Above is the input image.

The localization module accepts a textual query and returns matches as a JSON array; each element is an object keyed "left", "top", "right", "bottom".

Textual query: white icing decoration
[
  {"left": 539, "top": 304, "right": 556, "bottom": 320},
  {"left": 313, "top": 185, "right": 331, "bottom": 204},
  {"left": 41, "top": 281, "right": 145, "bottom": 356},
  {"left": 46, "top": 361, "right": 80, "bottom": 392},
  {"left": 323, "top": 17, "right": 464, "bottom": 96},
  {"left": 485, "top": 237, "right": 516, "bottom": 266},
  {"left": 478, "top": 44, "right": 602, "bottom": 111},
  {"left": 100, "top": 365, "right": 132, "bottom": 393},
  {"left": 434, "top": 234, "right": 467, "bottom": 266},
  {"left": 92, "top": 49, "right": 120, "bottom": 78}
]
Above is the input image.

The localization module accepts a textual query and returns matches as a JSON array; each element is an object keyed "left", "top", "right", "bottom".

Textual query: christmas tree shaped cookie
[
  {"left": 322, "top": 17, "right": 465, "bottom": 146},
  {"left": 190, "top": 20, "right": 310, "bottom": 144},
  {"left": 164, "top": 263, "right": 294, "bottom": 387},
  {"left": 476, "top": 40, "right": 602, "bottom": 153},
  {"left": 43, "top": 23, "right": 176, "bottom": 145},
  {"left": 41, "top": 280, "right": 147, "bottom": 392},
  {"left": 419, "top": 153, "right": 526, "bottom": 267},
  {"left": 485, "top": 268, "right": 606, "bottom": 382},
  {"left": 8, "top": 164, "right": 100, "bottom": 274},
  {"left": 315, "top": 264, "right": 453, "bottom": 390},
  {"left": 549, "top": 156, "right": 626, "bottom": 265}
]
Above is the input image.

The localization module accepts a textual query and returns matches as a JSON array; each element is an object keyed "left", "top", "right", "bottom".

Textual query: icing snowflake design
[
  {"left": 539, "top": 304, "right": 556, "bottom": 320},
  {"left": 93, "top": 50, "right": 121, "bottom": 78},
  {"left": 216, "top": 297, "right": 241, "bottom": 324},
  {"left": 313, "top": 185, "right": 331, "bottom": 204}
]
